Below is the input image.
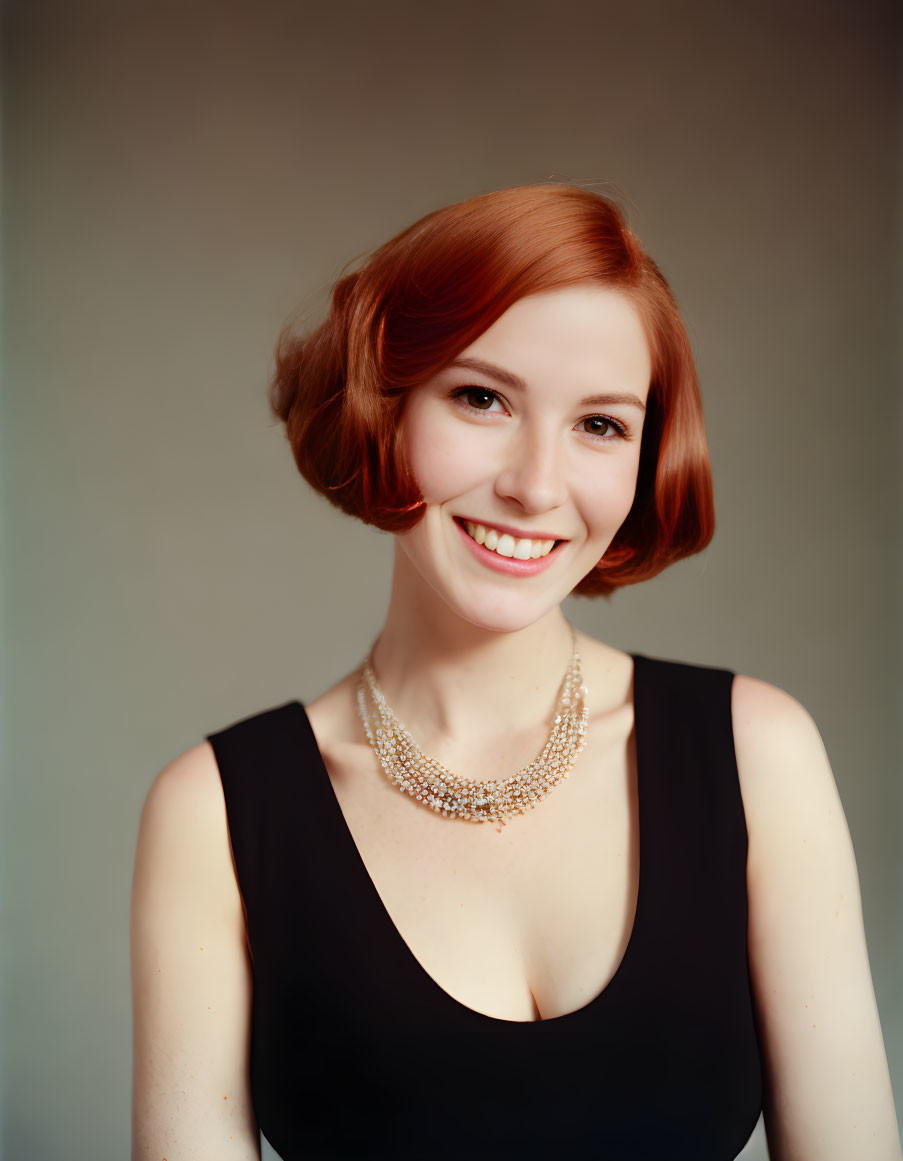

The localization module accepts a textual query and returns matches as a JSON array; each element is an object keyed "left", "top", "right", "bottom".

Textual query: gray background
[{"left": 2, "top": 1, "right": 900, "bottom": 1158}]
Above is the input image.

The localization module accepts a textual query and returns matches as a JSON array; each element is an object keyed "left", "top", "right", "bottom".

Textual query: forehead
[{"left": 458, "top": 286, "right": 652, "bottom": 398}]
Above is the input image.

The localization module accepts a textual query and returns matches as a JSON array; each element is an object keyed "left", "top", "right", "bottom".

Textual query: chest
[
  {"left": 214, "top": 657, "right": 764, "bottom": 1158},
  {"left": 312, "top": 707, "right": 639, "bottom": 1022}
]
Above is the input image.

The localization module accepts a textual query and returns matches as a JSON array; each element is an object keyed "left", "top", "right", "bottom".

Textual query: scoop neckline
[{"left": 292, "top": 652, "right": 646, "bottom": 1028}]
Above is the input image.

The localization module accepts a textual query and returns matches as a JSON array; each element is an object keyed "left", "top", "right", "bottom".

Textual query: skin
[
  {"left": 305, "top": 285, "right": 655, "bottom": 1032},
  {"left": 311, "top": 284, "right": 901, "bottom": 1156},
  {"left": 131, "top": 284, "right": 902, "bottom": 1159},
  {"left": 369, "top": 284, "right": 651, "bottom": 745}
]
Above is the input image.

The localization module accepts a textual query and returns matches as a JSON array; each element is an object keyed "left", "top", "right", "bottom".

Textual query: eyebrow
[{"left": 447, "top": 356, "right": 647, "bottom": 413}]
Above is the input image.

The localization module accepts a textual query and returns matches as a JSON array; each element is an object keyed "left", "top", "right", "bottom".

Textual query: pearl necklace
[{"left": 355, "top": 628, "right": 589, "bottom": 828}]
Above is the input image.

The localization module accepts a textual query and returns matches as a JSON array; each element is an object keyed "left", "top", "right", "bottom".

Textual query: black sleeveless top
[{"left": 206, "top": 654, "right": 764, "bottom": 1160}]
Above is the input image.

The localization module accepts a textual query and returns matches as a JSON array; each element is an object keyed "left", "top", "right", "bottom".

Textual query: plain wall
[{"left": 2, "top": 1, "right": 900, "bottom": 1158}]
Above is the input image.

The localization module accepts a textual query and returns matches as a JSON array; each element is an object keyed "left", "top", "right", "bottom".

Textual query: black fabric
[{"left": 206, "top": 653, "right": 764, "bottom": 1160}]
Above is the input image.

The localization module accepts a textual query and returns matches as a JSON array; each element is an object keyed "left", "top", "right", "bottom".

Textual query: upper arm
[
  {"left": 732, "top": 675, "right": 901, "bottom": 1161},
  {"left": 130, "top": 741, "right": 261, "bottom": 1161}
]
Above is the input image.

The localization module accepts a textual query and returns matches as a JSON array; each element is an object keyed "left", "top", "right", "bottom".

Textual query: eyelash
[{"left": 450, "top": 386, "right": 630, "bottom": 442}]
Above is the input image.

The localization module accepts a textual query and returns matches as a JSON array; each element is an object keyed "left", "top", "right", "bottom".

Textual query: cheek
[
  {"left": 578, "top": 456, "right": 642, "bottom": 532},
  {"left": 403, "top": 408, "right": 491, "bottom": 505}
]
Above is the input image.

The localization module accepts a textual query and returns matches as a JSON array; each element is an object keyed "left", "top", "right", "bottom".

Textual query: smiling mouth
[{"left": 455, "top": 518, "right": 562, "bottom": 560}]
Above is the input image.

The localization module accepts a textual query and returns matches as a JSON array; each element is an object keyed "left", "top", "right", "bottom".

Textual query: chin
[
  {"left": 397, "top": 526, "right": 595, "bottom": 634},
  {"left": 437, "top": 580, "right": 567, "bottom": 636}
]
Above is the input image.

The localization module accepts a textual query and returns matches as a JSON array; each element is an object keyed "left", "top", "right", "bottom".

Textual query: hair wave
[{"left": 269, "top": 184, "right": 714, "bottom": 596}]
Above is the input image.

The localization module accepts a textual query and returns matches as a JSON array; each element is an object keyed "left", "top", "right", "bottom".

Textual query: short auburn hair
[{"left": 268, "top": 183, "right": 714, "bottom": 596}]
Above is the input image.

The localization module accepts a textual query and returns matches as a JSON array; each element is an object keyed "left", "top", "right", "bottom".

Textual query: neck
[{"left": 367, "top": 545, "right": 577, "bottom": 747}]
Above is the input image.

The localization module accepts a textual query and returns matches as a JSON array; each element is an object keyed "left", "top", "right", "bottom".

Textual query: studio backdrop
[{"left": 1, "top": 2, "right": 900, "bottom": 1159}]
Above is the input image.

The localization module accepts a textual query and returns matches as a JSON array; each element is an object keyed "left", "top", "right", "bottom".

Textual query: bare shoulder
[
  {"left": 729, "top": 674, "right": 855, "bottom": 882},
  {"left": 729, "top": 672, "right": 851, "bottom": 944},
  {"left": 731, "top": 672, "right": 825, "bottom": 764},
  {"left": 728, "top": 674, "right": 902, "bottom": 1159},
  {"left": 730, "top": 674, "right": 836, "bottom": 826},
  {"left": 148, "top": 738, "right": 225, "bottom": 809},
  {"left": 131, "top": 742, "right": 260, "bottom": 1159},
  {"left": 138, "top": 741, "right": 240, "bottom": 916}
]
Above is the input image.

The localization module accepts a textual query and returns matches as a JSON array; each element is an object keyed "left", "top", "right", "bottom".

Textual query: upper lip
[{"left": 455, "top": 516, "right": 568, "bottom": 542}]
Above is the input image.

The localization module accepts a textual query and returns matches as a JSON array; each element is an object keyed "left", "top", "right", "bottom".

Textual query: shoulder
[
  {"left": 138, "top": 742, "right": 238, "bottom": 915},
  {"left": 132, "top": 742, "right": 261, "bottom": 1157},
  {"left": 723, "top": 677, "right": 902, "bottom": 1155},
  {"left": 726, "top": 673, "right": 854, "bottom": 971},
  {"left": 632, "top": 652, "right": 823, "bottom": 755},
  {"left": 629, "top": 648, "right": 734, "bottom": 693},
  {"left": 728, "top": 674, "right": 840, "bottom": 856},
  {"left": 629, "top": 653, "right": 838, "bottom": 828},
  {"left": 143, "top": 740, "right": 223, "bottom": 829},
  {"left": 731, "top": 672, "right": 824, "bottom": 765},
  {"left": 723, "top": 672, "right": 849, "bottom": 884},
  {"left": 205, "top": 699, "right": 304, "bottom": 752}
]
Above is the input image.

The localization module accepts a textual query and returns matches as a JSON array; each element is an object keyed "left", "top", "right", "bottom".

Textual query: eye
[
  {"left": 452, "top": 386, "right": 506, "bottom": 413},
  {"left": 577, "top": 415, "right": 629, "bottom": 441},
  {"left": 450, "top": 387, "right": 631, "bottom": 441}
]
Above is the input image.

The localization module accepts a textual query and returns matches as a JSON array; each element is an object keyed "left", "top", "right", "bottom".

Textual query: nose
[{"left": 493, "top": 423, "right": 568, "bottom": 515}]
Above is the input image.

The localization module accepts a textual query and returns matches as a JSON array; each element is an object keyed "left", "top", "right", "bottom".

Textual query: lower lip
[{"left": 454, "top": 519, "right": 565, "bottom": 577}]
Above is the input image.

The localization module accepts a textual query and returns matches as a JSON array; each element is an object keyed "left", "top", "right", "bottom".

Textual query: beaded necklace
[{"left": 356, "top": 626, "right": 589, "bottom": 829}]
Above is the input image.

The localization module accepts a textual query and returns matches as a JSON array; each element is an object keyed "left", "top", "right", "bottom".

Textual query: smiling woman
[
  {"left": 269, "top": 184, "right": 714, "bottom": 595},
  {"left": 394, "top": 286, "right": 654, "bottom": 633},
  {"left": 130, "top": 185, "right": 902, "bottom": 1161}
]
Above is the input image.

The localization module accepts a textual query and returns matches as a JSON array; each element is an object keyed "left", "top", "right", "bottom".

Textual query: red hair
[{"left": 268, "top": 184, "right": 714, "bottom": 596}]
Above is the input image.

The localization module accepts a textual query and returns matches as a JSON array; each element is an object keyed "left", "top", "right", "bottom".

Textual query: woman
[{"left": 130, "top": 185, "right": 901, "bottom": 1160}]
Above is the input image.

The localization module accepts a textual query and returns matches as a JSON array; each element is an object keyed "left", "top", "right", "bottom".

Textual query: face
[{"left": 396, "top": 285, "right": 652, "bottom": 633}]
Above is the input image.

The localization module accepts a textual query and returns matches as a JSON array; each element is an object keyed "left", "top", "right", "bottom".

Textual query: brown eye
[
  {"left": 452, "top": 386, "right": 502, "bottom": 411},
  {"left": 578, "top": 415, "right": 627, "bottom": 440},
  {"left": 464, "top": 388, "right": 496, "bottom": 410}
]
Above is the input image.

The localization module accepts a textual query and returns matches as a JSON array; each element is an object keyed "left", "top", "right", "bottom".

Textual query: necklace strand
[{"left": 356, "top": 628, "right": 589, "bottom": 828}]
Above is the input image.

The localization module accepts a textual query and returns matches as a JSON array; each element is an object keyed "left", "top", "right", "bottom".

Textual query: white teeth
[{"left": 460, "top": 520, "right": 557, "bottom": 560}]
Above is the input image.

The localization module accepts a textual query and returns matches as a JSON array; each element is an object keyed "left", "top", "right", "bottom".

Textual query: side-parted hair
[{"left": 268, "top": 184, "right": 714, "bottom": 596}]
